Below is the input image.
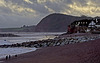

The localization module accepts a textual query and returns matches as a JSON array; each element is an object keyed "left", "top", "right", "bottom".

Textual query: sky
[{"left": 0, "top": 0, "right": 100, "bottom": 28}]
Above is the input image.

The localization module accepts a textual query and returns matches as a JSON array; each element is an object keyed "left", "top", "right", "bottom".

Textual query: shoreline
[
  {"left": 0, "top": 33, "right": 99, "bottom": 48},
  {"left": 0, "top": 32, "right": 59, "bottom": 60},
  {"left": 0, "top": 47, "right": 37, "bottom": 60},
  {"left": 0, "top": 33, "right": 100, "bottom": 63},
  {"left": 1, "top": 37, "right": 100, "bottom": 63}
]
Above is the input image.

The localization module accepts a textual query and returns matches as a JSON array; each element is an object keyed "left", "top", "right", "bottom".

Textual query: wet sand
[{"left": 1, "top": 37, "right": 100, "bottom": 63}]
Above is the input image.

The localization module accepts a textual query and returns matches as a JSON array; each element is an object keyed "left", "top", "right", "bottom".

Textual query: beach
[
  {"left": 0, "top": 32, "right": 62, "bottom": 60},
  {"left": 0, "top": 33, "right": 100, "bottom": 63}
]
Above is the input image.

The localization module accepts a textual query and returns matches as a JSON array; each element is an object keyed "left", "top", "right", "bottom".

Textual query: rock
[{"left": 0, "top": 33, "right": 20, "bottom": 37}]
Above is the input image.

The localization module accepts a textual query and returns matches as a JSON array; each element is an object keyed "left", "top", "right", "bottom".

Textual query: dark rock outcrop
[
  {"left": 0, "top": 33, "right": 20, "bottom": 37},
  {"left": 35, "top": 13, "right": 91, "bottom": 32}
]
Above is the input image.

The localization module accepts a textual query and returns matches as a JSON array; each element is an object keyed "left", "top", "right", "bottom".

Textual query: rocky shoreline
[
  {"left": 1, "top": 36, "right": 100, "bottom": 63},
  {"left": 0, "top": 33, "right": 100, "bottom": 48},
  {"left": 1, "top": 33, "right": 100, "bottom": 63}
]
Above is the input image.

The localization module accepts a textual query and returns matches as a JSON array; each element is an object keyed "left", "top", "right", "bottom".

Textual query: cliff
[{"left": 35, "top": 13, "right": 91, "bottom": 32}]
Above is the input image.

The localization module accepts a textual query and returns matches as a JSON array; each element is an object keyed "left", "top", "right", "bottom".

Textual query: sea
[{"left": 0, "top": 32, "right": 63, "bottom": 59}]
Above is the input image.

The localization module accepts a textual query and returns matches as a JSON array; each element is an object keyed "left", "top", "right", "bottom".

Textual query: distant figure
[
  {"left": 4, "top": 40, "right": 6, "bottom": 41},
  {"left": 6, "top": 56, "right": 8, "bottom": 60},
  {"left": 15, "top": 55, "right": 17, "bottom": 57},
  {"left": 67, "top": 25, "right": 75, "bottom": 34},
  {"left": 8, "top": 55, "right": 11, "bottom": 59},
  {"left": 67, "top": 25, "right": 71, "bottom": 34}
]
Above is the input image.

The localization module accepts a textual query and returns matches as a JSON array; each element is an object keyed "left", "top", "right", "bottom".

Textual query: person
[
  {"left": 6, "top": 56, "right": 8, "bottom": 60},
  {"left": 9, "top": 55, "right": 11, "bottom": 59},
  {"left": 15, "top": 55, "right": 17, "bottom": 57},
  {"left": 4, "top": 40, "right": 6, "bottom": 41},
  {"left": 67, "top": 25, "right": 71, "bottom": 34},
  {"left": 70, "top": 25, "right": 75, "bottom": 33}
]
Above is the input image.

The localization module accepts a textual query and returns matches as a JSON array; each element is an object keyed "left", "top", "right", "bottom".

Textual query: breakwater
[{"left": 0, "top": 34, "right": 100, "bottom": 48}]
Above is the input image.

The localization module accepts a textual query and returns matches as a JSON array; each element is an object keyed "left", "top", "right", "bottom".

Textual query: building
[
  {"left": 95, "top": 19, "right": 100, "bottom": 28},
  {"left": 70, "top": 19, "right": 100, "bottom": 33}
]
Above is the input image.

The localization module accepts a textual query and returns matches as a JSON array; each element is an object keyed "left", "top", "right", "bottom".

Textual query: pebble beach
[{"left": 0, "top": 33, "right": 100, "bottom": 63}]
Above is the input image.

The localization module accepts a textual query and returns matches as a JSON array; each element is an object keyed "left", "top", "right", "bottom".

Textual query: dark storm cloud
[{"left": 0, "top": 0, "right": 100, "bottom": 28}]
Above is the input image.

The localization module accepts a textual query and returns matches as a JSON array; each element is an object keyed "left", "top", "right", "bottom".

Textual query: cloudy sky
[{"left": 0, "top": 0, "right": 100, "bottom": 28}]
